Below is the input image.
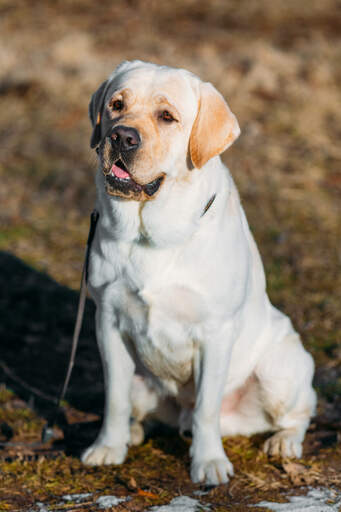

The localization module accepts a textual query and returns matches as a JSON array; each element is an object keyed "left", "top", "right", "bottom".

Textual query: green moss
[
  {"left": 0, "top": 226, "right": 35, "bottom": 247},
  {"left": 0, "top": 386, "right": 14, "bottom": 404}
]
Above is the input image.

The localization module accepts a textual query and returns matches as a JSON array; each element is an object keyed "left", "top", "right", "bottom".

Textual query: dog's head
[{"left": 89, "top": 60, "right": 240, "bottom": 201}]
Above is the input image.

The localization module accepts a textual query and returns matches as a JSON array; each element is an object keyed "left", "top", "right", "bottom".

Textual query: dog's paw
[
  {"left": 263, "top": 431, "right": 303, "bottom": 458},
  {"left": 81, "top": 442, "right": 127, "bottom": 466},
  {"left": 190, "top": 455, "right": 234, "bottom": 486},
  {"left": 129, "top": 420, "right": 144, "bottom": 446}
]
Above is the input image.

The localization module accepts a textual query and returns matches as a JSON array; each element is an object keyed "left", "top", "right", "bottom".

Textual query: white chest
[
  {"left": 90, "top": 238, "right": 198, "bottom": 387},
  {"left": 118, "top": 281, "right": 195, "bottom": 386}
]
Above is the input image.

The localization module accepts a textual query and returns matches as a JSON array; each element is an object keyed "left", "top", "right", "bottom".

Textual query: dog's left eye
[{"left": 160, "top": 110, "right": 175, "bottom": 122}]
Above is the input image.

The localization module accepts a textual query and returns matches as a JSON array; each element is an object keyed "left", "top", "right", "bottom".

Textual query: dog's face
[{"left": 89, "top": 61, "right": 240, "bottom": 201}]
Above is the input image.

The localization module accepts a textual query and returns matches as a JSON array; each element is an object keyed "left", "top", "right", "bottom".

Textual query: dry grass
[{"left": 0, "top": 0, "right": 340, "bottom": 509}]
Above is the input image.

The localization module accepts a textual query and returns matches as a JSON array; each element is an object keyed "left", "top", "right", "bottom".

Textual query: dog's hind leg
[
  {"left": 255, "top": 309, "right": 316, "bottom": 458},
  {"left": 129, "top": 375, "right": 158, "bottom": 446},
  {"left": 130, "top": 375, "right": 180, "bottom": 445},
  {"left": 219, "top": 375, "right": 271, "bottom": 437}
]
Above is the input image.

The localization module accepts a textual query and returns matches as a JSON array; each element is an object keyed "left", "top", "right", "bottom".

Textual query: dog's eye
[
  {"left": 160, "top": 110, "right": 175, "bottom": 122},
  {"left": 111, "top": 99, "right": 124, "bottom": 111}
]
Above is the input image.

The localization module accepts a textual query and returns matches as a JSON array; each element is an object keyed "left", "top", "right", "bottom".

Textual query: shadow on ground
[{"left": 0, "top": 251, "right": 105, "bottom": 450}]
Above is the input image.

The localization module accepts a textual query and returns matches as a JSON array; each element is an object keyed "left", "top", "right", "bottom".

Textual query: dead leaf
[
  {"left": 129, "top": 477, "right": 137, "bottom": 489},
  {"left": 137, "top": 489, "right": 159, "bottom": 499},
  {"left": 282, "top": 461, "right": 320, "bottom": 486}
]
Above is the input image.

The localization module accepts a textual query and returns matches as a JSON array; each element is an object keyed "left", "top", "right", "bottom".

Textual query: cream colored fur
[{"left": 81, "top": 61, "right": 316, "bottom": 486}]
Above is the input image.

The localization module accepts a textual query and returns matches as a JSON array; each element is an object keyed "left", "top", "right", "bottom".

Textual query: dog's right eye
[
  {"left": 111, "top": 100, "right": 124, "bottom": 111},
  {"left": 160, "top": 110, "right": 175, "bottom": 122}
]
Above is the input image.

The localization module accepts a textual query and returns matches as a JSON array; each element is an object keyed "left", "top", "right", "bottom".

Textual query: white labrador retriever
[{"left": 81, "top": 60, "right": 316, "bottom": 486}]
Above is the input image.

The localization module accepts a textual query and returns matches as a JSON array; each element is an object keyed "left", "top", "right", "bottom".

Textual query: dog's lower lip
[
  {"left": 144, "top": 176, "right": 164, "bottom": 196},
  {"left": 104, "top": 161, "right": 143, "bottom": 195},
  {"left": 103, "top": 159, "right": 164, "bottom": 197}
]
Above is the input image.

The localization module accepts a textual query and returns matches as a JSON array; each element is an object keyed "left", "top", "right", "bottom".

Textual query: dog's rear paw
[
  {"left": 191, "top": 455, "right": 234, "bottom": 486},
  {"left": 263, "top": 430, "right": 303, "bottom": 458},
  {"left": 129, "top": 420, "right": 144, "bottom": 446},
  {"left": 81, "top": 442, "right": 127, "bottom": 466}
]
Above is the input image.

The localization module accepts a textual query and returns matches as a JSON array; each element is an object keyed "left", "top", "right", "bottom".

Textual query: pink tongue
[{"left": 111, "top": 163, "right": 130, "bottom": 179}]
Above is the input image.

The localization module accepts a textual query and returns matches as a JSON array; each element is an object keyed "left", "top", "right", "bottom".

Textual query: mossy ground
[
  {"left": 0, "top": 0, "right": 340, "bottom": 510},
  {"left": 1, "top": 390, "right": 341, "bottom": 511}
]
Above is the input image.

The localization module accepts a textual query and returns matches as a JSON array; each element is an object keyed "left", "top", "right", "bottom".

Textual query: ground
[{"left": 0, "top": 0, "right": 340, "bottom": 510}]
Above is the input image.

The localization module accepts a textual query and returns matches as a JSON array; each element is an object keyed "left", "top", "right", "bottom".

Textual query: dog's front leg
[
  {"left": 82, "top": 307, "right": 135, "bottom": 466},
  {"left": 190, "top": 321, "right": 235, "bottom": 486}
]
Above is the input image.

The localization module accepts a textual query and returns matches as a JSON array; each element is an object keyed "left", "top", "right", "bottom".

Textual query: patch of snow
[
  {"left": 96, "top": 495, "right": 131, "bottom": 509},
  {"left": 253, "top": 487, "right": 341, "bottom": 512},
  {"left": 62, "top": 493, "right": 92, "bottom": 503},
  {"left": 149, "top": 495, "right": 210, "bottom": 512}
]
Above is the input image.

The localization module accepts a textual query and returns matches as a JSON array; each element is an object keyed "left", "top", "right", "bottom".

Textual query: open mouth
[{"left": 104, "top": 159, "right": 164, "bottom": 198}]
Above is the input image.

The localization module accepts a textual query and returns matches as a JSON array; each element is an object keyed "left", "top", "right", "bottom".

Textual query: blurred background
[{"left": 0, "top": 0, "right": 340, "bottom": 506}]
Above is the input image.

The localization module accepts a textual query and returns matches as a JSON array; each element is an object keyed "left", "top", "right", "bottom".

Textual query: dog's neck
[{"left": 95, "top": 157, "right": 230, "bottom": 248}]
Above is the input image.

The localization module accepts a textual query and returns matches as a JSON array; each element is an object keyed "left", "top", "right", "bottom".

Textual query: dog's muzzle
[{"left": 100, "top": 125, "right": 164, "bottom": 201}]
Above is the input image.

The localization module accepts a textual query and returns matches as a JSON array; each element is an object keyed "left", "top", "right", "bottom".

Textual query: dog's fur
[{"left": 81, "top": 60, "right": 316, "bottom": 485}]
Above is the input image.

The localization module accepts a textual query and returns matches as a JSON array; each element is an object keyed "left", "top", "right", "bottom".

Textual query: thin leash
[
  {"left": 42, "top": 209, "right": 99, "bottom": 442},
  {"left": 41, "top": 193, "right": 216, "bottom": 443}
]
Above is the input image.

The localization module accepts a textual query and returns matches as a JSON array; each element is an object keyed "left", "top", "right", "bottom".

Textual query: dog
[{"left": 81, "top": 60, "right": 316, "bottom": 486}]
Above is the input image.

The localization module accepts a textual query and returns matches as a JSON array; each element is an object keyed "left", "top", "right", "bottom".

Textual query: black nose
[{"left": 110, "top": 125, "right": 141, "bottom": 152}]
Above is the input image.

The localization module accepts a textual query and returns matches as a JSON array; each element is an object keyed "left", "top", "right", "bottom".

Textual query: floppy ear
[
  {"left": 189, "top": 82, "right": 240, "bottom": 169},
  {"left": 89, "top": 79, "right": 111, "bottom": 148}
]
